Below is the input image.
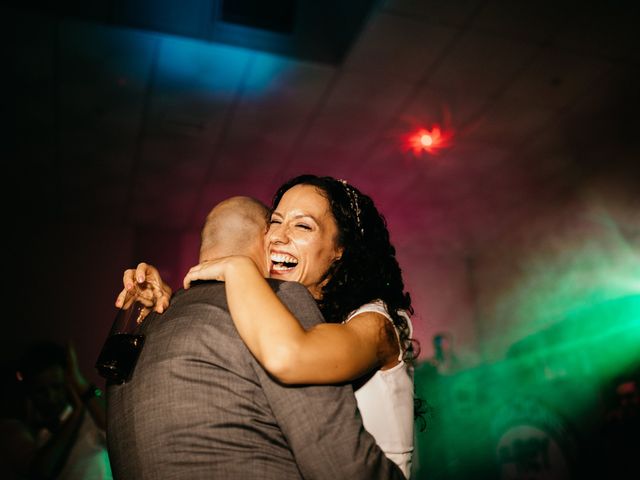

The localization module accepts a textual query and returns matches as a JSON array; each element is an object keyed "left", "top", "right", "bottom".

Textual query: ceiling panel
[
  {"left": 382, "top": 0, "right": 482, "bottom": 27},
  {"left": 228, "top": 55, "right": 336, "bottom": 150},
  {"left": 503, "top": 46, "right": 615, "bottom": 111},
  {"left": 299, "top": 71, "right": 416, "bottom": 166},
  {"left": 461, "top": 97, "right": 557, "bottom": 148},
  {"left": 428, "top": 28, "right": 539, "bottom": 99},
  {"left": 343, "top": 11, "right": 459, "bottom": 82},
  {"left": 555, "top": 2, "right": 640, "bottom": 61},
  {"left": 472, "top": 0, "right": 574, "bottom": 42},
  {"left": 393, "top": 83, "right": 487, "bottom": 139}
]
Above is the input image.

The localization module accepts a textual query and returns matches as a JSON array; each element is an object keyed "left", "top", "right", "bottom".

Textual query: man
[{"left": 107, "top": 196, "right": 404, "bottom": 479}]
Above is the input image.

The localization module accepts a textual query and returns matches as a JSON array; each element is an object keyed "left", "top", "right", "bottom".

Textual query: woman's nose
[{"left": 268, "top": 223, "right": 289, "bottom": 244}]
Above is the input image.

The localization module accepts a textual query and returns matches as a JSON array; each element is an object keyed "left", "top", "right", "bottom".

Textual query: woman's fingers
[
  {"left": 150, "top": 281, "right": 172, "bottom": 313},
  {"left": 135, "top": 262, "right": 157, "bottom": 284},
  {"left": 117, "top": 263, "right": 169, "bottom": 312},
  {"left": 183, "top": 260, "right": 226, "bottom": 290},
  {"left": 116, "top": 268, "right": 138, "bottom": 306},
  {"left": 122, "top": 269, "right": 137, "bottom": 291},
  {"left": 137, "top": 262, "right": 171, "bottom": 312},
  {"left": 183, "top": 265, "right": 206, "bottom": 290},
  {"left": 183, "top": 272, "right": 195, "bottom": 290},
  {"left": 115, "top": 287, "right": 130, "bottom": 308}
]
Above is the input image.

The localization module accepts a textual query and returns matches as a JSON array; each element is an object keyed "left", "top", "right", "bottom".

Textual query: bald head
[{"left": 199, "top": 196, "right": 270, "bottom": 274}]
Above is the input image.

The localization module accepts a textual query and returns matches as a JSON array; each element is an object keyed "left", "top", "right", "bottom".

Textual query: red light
[{"left": 404, "top": 125, "right": 453, "bottom": 156}]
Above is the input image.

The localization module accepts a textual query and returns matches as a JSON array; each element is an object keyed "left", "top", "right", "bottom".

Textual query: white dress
[{"left": 345, "top": 300, "right": 414, "bottom": 478}]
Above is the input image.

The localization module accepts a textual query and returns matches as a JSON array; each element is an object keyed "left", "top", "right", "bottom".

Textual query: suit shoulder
[
  {"left": 268, "top": 279, "right": 308, "bottom": 295},
  {"left": 268, "top": 281, "right": 325, "bottom": 328},
  {"left": 169, "top": 282, "right": 226, "bottom": 307}
]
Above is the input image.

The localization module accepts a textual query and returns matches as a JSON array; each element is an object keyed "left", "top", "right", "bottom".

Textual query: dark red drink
[{"left": 95, "top": 333, "right": 145, "bottom": 384}]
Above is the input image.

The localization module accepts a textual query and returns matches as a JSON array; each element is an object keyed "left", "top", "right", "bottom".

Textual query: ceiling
[
  {"left": 9, "top": 0, "right": 639, "bottom": 243},
  {"left": 6, "top": 0, "right": 640, "bottom": 358}
]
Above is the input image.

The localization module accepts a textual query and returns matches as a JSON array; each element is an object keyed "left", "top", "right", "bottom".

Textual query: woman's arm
[{"left": 184, "top": 256, "right": 399, "bottom": 384}]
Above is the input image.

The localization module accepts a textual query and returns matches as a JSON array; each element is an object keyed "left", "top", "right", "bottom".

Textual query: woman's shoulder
[
  {"left": 345, "top": 301, "right": 413, "bottom": 368},
  {"left": 345, "top": 299, "right": 389, "bottom": 322},
  {"left": 345, "top": 301, "right": 414, "bottom": 356}
]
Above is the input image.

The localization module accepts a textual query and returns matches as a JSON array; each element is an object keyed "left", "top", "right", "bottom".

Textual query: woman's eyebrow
[
  {"left": 272, "top": 210, "right": 320, "bottom": 224},
  {"left": 292, "top": 213, "right": 319, "bottom": 223}
]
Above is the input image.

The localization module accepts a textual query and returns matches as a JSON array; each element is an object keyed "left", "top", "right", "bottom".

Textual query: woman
[{"left": 119, "top": 175, "right": 417, "bottom": 477}]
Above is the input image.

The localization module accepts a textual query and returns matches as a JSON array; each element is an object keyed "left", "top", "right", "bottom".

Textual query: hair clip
[{"left": 339, "top": 179, "right": 364, "bottom": 235}]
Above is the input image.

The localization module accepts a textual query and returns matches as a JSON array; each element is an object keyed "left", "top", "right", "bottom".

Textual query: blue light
[{"left": 157, "top": 34, "right": 282, "bottom": 95}]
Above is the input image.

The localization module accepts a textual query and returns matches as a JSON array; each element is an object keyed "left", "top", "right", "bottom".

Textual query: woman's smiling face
[{"left": 265, "top": 184, "right": 343, "bottom": 299}]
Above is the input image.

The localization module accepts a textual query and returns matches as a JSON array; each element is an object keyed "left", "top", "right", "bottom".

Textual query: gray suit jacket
[{"left": 107, "top": 280, "right": 404, "bottom": 479}]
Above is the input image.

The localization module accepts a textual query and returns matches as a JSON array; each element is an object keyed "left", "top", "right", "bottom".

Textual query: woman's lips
[{"left": 269, "top": 251, "right": 298, "bottom": 274}]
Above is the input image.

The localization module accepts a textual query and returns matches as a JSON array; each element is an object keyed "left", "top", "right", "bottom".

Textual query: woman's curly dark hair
[
  {"left": 273, "top": 175, "right": 428, "bottom": 426},
  {"left": 272, "top": 174, "right": 417, "bottom": 363}
]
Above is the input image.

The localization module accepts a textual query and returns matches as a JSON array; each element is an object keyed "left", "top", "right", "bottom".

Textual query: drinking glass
[{"left": 95, "top": 288, "right": 146, "bottom": 384}]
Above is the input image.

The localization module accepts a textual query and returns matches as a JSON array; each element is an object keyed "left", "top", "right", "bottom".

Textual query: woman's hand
[
  {"left": 183, "top": 256, "right": 255, "bottom": 290},
  {"left": 115, "top": 262, "right": 172, "bottom": 314}
]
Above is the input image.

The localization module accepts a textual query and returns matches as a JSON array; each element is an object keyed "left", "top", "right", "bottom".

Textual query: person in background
[
  {"left": 0, "top": 361, "right": 32, "bottom": 479},
  {"left": 426, "top": 332, "right": 462, "bottom": 375},
  {"left": 600, "top": 372, "right": 640, "bottom": 478},
  {"left": 3, "top": 341, "right": 112, "bottom": 479}
]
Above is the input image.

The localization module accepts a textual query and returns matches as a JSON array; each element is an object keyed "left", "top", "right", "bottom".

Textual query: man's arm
[{"left": 255, "top": 281, "right": 405, "bottom": 480}]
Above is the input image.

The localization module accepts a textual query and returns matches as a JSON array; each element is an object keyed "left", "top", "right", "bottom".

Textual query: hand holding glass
[{"left": 95, "top": 287, "right": 146, "bottom": 384}]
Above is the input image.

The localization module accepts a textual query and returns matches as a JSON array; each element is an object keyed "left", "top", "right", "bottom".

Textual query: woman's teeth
[{"left": 271, "top": 253, "right": 298, "bottom": 271}]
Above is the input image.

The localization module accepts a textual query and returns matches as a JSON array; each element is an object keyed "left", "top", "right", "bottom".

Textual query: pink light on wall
[{"left": 404, "top": 125, "right": 453, "bottom": 156}]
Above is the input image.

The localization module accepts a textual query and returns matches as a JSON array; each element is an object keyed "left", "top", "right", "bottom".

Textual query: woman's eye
[
  {"left": 269, "top": 218, "right": 282, "bottom": 225},
  {"left": 296, "top": 223, "right": 311, "bottom": 230}
]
